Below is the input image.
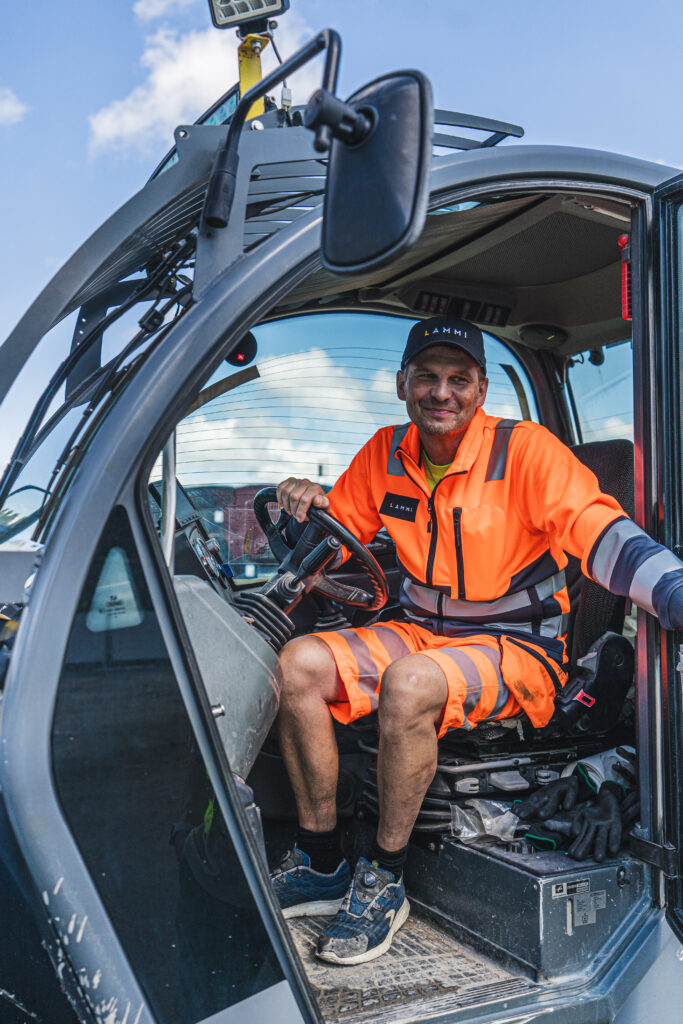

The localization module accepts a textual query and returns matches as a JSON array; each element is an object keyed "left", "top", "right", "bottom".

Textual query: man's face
[{"left": 396, "top": 345, "right": 488, "bottom": 439}]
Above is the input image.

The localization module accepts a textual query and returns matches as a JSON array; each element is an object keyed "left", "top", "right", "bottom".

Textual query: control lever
[{"left": 294, "top": 536, "right": 341, "bottom": 582}]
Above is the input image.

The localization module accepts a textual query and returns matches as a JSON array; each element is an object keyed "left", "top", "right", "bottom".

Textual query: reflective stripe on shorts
[{"left": 312, "top": 620, "right": 524, "bottom": 737}]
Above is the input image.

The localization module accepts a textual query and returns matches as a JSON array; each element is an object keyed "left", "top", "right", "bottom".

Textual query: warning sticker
[
  {"left": 552, "top": 878, "right": 590, "bottom": 899},
  {"left": 572, "top": 890, "right": 607, "bottom": 927}
]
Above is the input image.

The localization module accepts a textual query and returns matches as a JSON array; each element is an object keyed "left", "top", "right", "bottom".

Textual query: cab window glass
[
  {"left": 567, "top": 340, "right": 634, "bottom": 443},
  {"left": 51, "top": 506, "right": 283, "bottom": 1024},
  {"left": 167, "top": 313, "right": 538, "bottom": 579}
]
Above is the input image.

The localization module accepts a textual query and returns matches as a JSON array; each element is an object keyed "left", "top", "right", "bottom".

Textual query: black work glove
[
  {"left": 521, "top": 822, "right": 566, "bottom": 851},
  {"left": 515, "top": 775, "right": 579, "bottom": 821},
  {"left": 621, "top": 788, "right": 640, "bottom": 828},
  {"left": 567, "top": 781, "right": 623, "bottom": 862}
]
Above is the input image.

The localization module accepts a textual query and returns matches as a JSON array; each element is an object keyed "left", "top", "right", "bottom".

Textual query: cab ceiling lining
[
  {"left": 280, "top": 195, "right": 540, "bottom": 304},
  {"left": 447, "top": 211, "right": 624, "bottom": 287},
  {"left": 276, "top": 188, "right": 632, "bottom": 357}
]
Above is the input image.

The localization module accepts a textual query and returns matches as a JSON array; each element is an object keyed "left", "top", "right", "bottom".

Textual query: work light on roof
[{"left": 208, "top": 0, "right": 290, "bottom": 30}]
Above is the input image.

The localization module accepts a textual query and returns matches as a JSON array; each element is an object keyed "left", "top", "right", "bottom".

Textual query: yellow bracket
[{"left": 238, "top": 33, "right": 271, "bottom": 120}]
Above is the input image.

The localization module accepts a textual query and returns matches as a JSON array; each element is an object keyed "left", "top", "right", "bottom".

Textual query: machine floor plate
[{"left": 289, "top": 912, "right": 534, "bottom": 1024}]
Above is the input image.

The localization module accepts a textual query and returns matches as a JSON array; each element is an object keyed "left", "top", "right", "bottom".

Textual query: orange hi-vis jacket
[
  {"left": 327, "top": 408, "right": 627, "bottom": 663},
  {"left": 325, "top": 407, "right": 683, "bottom": 726}
]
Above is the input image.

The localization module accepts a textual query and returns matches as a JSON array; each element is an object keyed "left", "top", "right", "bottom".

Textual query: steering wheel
[{"left": 253, "top": 487, "right": 388, "bottom": 611}]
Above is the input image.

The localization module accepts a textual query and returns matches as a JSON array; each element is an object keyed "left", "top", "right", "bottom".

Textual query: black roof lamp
[{"left": 208, "top": 0, "right": 290, "bottom": 34}]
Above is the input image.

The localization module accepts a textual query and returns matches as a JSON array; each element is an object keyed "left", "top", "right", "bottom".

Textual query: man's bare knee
[
  {"left": 379, "top": 655, "right": 447, "bottom": 730},
  {"left": 279, "top": 635, "right": 343, "bottom": 705}
]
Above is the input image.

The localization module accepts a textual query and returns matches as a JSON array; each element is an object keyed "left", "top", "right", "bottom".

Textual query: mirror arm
[
  {"left": 304, "top": 89, "right": 374, "bottom": 152},
  {"left": 203, "top": 28, "right": 341, "bottom": 228}
]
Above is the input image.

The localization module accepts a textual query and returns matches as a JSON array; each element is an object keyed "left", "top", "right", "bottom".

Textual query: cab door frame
[{"left": 649, "top": 173, "right": 683, "bottom": 941}]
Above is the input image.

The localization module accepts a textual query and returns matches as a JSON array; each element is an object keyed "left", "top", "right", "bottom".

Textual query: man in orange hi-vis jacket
[{"left": 269, "top": 315, "right": 683, "bottom": 966}]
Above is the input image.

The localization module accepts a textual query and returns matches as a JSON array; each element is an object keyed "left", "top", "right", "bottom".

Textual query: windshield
[{"left": 156, "top": 311, "right": 538, "bottom": 580}]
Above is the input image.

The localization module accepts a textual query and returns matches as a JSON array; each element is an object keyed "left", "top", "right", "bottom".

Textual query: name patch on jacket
[{"left": 380, "top": 493, "right": 419, "bottom": 521}]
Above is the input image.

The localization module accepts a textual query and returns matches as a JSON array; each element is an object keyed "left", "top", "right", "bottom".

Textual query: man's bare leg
[
  {"left": 277, "top": 635, "right": 346, "bottom": 831},
  {"left": 375, "top": 654, "right": 448, "bottom": 851}
]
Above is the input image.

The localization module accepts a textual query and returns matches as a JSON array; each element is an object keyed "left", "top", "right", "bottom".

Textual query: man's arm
[
  {"left": 514, "top": 424, "right": 683, "bottom": 630},
  {"left": 586, "top": 517, "right": 683, "bottom": 629},
  {"left": 277, "top": 435, "right": 384, "bottom": 546}
]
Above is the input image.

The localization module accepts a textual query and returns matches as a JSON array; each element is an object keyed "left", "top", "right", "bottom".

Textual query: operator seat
[
  {"left": 565, "top": 438, "right": 635, "bottom": 663},
  {"left": 360, "top": 438, "right": 638, "bottom": 826},
  {"left": 439, "top": 436, "right": 636, "bottom": 748}
]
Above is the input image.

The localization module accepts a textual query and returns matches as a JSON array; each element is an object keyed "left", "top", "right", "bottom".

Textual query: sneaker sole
[
  {"left": 315, "top": 897, "right": 410, "bottom": 965},
  {"left": 282, "top": 897, "right": 346, "bottom": 920}
]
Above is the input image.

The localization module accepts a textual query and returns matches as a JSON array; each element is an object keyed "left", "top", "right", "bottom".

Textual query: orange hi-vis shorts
[{"left": 312, "top": 621, "right": 568, "bottom": 738}]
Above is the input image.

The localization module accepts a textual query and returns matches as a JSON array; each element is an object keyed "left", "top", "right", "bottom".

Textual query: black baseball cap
[{"left": 401, "top": 315, "right": 486, "bottom": 373}]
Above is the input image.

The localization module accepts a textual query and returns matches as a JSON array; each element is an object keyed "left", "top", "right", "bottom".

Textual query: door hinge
[{"left": 629, "top": 830, "right": 679, "bottom": 876}]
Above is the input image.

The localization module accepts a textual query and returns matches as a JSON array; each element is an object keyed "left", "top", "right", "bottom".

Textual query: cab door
[{"left": 651, "top": 175, "right": 683, "bottom": 941}]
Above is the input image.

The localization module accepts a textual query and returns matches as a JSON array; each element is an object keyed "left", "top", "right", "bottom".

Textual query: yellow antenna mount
[{"left": 238, "top": 33, "right": 271, "bottom": 120}]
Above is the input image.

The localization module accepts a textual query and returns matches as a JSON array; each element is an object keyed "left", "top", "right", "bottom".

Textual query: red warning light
[
  {"left": 237, "top": 352, "right": 245, "bottom": 361},
  {"left": 618, "top": 234, "right": 632, "bottom": 322}
]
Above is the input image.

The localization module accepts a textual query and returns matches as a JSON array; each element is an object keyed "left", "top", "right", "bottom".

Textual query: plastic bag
[{"left": 450, "top": 798, "right": 519, "bottom": 843}]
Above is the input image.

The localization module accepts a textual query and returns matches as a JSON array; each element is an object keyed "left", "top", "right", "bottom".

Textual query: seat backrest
[{"left": 565, "top": 439, "right": 635, "bottom": 664}]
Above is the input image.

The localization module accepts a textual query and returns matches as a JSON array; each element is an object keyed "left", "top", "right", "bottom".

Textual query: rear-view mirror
[{"left": 320, "top": 70, "right": 433, "bottom": 274}]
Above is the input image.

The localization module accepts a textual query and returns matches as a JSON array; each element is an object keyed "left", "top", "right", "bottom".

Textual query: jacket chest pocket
[{"left": 448, "top": 505, "right": 510, "bottom": 601}]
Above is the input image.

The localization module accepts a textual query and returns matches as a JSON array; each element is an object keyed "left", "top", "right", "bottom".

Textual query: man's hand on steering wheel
[
  {"left": 277, "top": 477, "right": 331, "bottom": 523},
  {"left": 253, "top": 482, "right": 388, "bottom": 612}
]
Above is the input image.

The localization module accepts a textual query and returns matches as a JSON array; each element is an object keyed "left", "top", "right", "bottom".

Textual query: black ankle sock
[
  {"left": 370, "top": 840, "right": 408, "bottom": 878},
  {"left": 297, "top": 825, "right": 343, "bottom": 874}
]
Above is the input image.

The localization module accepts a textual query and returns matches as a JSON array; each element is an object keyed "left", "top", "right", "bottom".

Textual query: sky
[{"left": 1, "top": 0, "right": 682, "bottom": 465}]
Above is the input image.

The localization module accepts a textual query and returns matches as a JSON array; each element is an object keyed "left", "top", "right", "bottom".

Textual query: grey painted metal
[
  {"left": 199, "top": 980, "right": 305, "bottom": 1024},
  {"left": 0, "top": 122, "right": 322, "bottom": 406},
  {"left": 611, "top": 918, "right": 683, "bottom": 1024},
  {"left": 160, "top": 432, "right": 176, "bottom": 568},
  {"left": 0, "top": 538, "right": 43, "bottom": 603},
  {"left": 407, "top": 839, "right": 648, "bottom": 980},
  {"left": 0, "top": 125, "right": 215, "bottom": 406},
  {"left": 192, "top": 124, "right": 319, "bottom": 295},
  {"left": 0, "top": 209, "right": 323, "bottom": 1024},
  {"left": 2, "top": 123, "right": 683, "bottom": 1022},
  {"left": 1, "top": 133, "right": 679, "bottom": 410},
  {"left": 434, "top": 108, "right": 524, "bottom": 140},
  {"left": 172, "top": 574, "right": 282, "bottom": 781},
  {"left": 431, "top": 143, "right": 678, "bottom": 192}
]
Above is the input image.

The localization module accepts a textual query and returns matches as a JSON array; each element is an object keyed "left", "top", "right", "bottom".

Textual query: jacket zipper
[
  {"left": 452, "top": 508, "right": 466, "bottom": 599},
  {"left": 505, "top": 635, "right": 564, "bottom": 694},
  {"left": 397, "top": 451, "right": 463, "bottom": 589},
  {"left": 425, "top": 477, "right": 448, "bottom": 586}
]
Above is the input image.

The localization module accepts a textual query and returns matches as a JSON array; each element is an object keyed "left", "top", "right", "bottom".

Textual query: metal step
[{"left": 288, "top": 910, "right": 533, "bottom": 1024}]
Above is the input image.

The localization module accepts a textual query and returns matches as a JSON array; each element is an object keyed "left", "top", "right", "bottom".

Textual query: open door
[{"left": 652, "top": 173, "right": 683, "bottom": 942}]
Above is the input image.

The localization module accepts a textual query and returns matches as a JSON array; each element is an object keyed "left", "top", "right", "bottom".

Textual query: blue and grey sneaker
[
  {"left": 316, "top": 858, "right": 410, "bottom": 965},
  {"left": 271, "top": 848, "right": 351, "bottom": 919}
]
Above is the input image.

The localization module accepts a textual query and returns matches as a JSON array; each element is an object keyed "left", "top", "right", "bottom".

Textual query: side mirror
[{"left": 314, "top": 71, "right": 433, "bottom": 275}]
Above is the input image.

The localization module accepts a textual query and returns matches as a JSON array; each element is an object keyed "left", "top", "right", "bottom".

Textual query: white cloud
[
  {"left": 0, "top": 87, "right": 28, "bottom": 126},
  {"left": 133, "top": 0, "right": 198, "bottom": 20},
  {"left": 89, "top": 11, "right": 321, "bottom": 154},
  {"left": 173, "top": 348, "right": 405, "bottom": 486}
]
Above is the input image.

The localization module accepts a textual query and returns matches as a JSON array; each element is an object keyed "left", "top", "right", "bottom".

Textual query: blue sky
[{"left": 1, "top": 0, "right": 681, "bottom": 463}]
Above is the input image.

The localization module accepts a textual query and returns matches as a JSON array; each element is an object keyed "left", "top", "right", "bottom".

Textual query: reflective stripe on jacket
[{"left": 327, "top": 408, "right": 632, "bottom": 661}]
